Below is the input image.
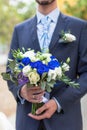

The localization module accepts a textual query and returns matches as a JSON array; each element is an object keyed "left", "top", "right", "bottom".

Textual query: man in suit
[{"left": 7, "top": 0, "right": 87, "bottom": 130}]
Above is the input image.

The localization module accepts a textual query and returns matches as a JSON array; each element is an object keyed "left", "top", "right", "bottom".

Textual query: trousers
[{"left": 38, "top": 121, "right": 46, "bottom": 130}]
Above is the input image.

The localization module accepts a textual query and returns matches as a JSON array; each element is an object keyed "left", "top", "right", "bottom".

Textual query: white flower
[
  {"left": 23, "top": 50, "right": 36, "bottom": 61},
  {"left": 42, "top": 53, "right": 51, "bottom": 58},
  {"left": 28, "top": 71, "right": 40, "bottom": 85},
  {"left": 48, "top": 67, "right": 62, "bottom": 80},
  {"left": 55, "top": 67, "right": 62, "bottom": 78},
  {"left": 14, "top": 66, "right": 21, "bottom": 73},
  {"left": 42, "top": 53, "right": 52, "bottom": 62},
  {"left": 42, "top": 60, "right": 46, "bottom": 64},
  {"left": 22, "top": 65, "right": 31, "bottom": 76},
  {"left": 48, "top": 69, "right": 57, "bottom": 80},
  {"left": 62, "top": 63, "right": 70, "bottom": 71},
  {"left": 64, "top": 33, "right": 76, "bottom": 42}
]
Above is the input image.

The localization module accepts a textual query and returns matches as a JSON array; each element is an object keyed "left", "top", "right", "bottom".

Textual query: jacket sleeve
[{"left": 53, "top": 21, "right": 87, "bottom": 113}]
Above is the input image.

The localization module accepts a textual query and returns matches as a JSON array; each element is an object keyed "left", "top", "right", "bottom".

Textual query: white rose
[
  {"left": 42, "top": 61, "right": 46, "bottom": 64},
  {"left": 22, "top": 65, "right": 31, "bottom": 76},
  {"left": 62, "top": 63, "right": 70, "bottom": 71},
  {"left": 48, "top": 69, "right": 57, "bottom": 80},
  {"left": 23, "top": 51, "right": 36, "bottom": 61},
  {"left": 46, "top": 57, "right": 51, "bottom": 62},
  {"left": 42, "top": 53, "right": 51, "bottom": 62},
  {"left": 65, "top": 33, "right": 76, "bottom": 42},
  {"left": 28, "top": 71, "right": 40, "bottom": 85},
  {"left": 55, "top": 67, "right": 62, "bottom": 78}
]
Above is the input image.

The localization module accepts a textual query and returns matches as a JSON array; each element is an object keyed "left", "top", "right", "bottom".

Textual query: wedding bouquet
[{"left": 1, "top": 48, "right": 79, "bottom": 114}]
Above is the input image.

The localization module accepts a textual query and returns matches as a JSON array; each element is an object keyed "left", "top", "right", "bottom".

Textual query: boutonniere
[{"left": 59, "top": 30, "right": 76, "bottom": 43}]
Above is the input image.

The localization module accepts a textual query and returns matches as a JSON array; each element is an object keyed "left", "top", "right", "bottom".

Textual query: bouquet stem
[{"left": 31, "top": 102, "right": 44, "bottom": 115}]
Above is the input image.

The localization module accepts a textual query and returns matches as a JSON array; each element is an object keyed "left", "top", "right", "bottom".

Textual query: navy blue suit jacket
[{"left": 7, "top": 12, "right": 87, "bottom": 130}]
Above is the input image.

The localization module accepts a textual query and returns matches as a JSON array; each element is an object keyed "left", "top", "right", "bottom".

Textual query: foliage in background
[
  {"left": 64, "top": 0, "right": 87, "bottom": 20},
  {"left": 16, "top": 1, "right": 36, "bottom": 20},
  {"left": 0, "top": 0, "right": 20, "bottom": 44},
  {"left": 0, "top": 0, "right": 36, "bottom": 45}
]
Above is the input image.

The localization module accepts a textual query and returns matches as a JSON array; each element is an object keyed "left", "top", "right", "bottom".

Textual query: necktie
[{"left": 40, "top": 16, "right": 51, "bottom": 53}]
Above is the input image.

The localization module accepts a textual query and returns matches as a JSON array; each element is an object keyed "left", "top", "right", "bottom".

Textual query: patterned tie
[{"left": 40, "top": 16, "right": 51, "bottom": 53}]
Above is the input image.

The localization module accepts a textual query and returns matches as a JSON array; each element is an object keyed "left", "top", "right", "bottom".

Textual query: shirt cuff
[
  {"left": 17, "top": 89, "right": 25, "bottom": 104},
  {"left": 52, "top": 97, "right": 62, "bottom": 113}
]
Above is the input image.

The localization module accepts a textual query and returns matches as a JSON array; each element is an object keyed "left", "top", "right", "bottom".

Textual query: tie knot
[{"left": 41, "top": 16, "right": 51, "bottom": 26}]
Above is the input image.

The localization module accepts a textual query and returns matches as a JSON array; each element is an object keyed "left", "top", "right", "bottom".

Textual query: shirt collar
[{"left": 37, "top": 8, "right": 60, "bottom": 24}]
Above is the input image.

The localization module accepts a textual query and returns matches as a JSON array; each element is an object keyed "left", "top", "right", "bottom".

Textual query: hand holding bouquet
[{"left": 1, "top": 48, "right": 79, "bottom": 114}]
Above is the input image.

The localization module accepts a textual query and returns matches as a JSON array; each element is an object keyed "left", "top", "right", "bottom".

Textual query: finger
[
  {"left": 27, "top": 89, "right": 44, "bottom": 96},
  {"left": 33, "top": 89, "right": 45, "bottom": 94},
  {"left": 28, "top": 111, "right": 48, "bottom": 120},
  {"left": 32, "top": 92, "right": 45, "bottom": 100},
  {"left": 28, "top": 86, "right": 41, "bottom": 90},
  {"left": 35, "top": 104, "right": 48, "bottom": 115}
]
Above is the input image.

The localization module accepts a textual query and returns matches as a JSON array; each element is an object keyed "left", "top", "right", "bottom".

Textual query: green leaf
[
  {"left": 47, "top": 82, "right": 54, "bottom": 88},
  {"left": 46, "top": 85, "right": 52, "bottom": 92},
  {"left": 50, "top": 80, "right": 56, "bottom": 85},
  {"left": 41, "top": 81, "right": 46, "bottom": 90},
  {"left": 41, "top": 73, "right": 47, "bottom": 80},
  {"left": 8, "top": 60, "right": 16, "bottom": 70},
  {"left": 22, "top": 47, "right": 25, "bottom": 53},
  {"left": 59, "top": 75, "right": 80, "bottom": 88},
  {"left": 1, "top": 73, "right": 11, "bottom": 81},
  {"left": 47, "top": 76, "right": 51, "bottom": 82}
]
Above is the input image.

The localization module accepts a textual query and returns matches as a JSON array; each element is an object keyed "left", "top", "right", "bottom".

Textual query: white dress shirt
[{"left": 37, "top": 8, "right": 60, "bottom": 50}]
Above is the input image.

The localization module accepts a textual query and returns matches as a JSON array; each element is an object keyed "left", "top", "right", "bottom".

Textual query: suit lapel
[
  {"left": 49, "top": 13, "right": 69, "bottom": 51},
  {"left": 30, "top": 16, "right": 41, "bottom": 52},
  {"left": 30, "top": 13, "right": 69, "bottom": 52}
]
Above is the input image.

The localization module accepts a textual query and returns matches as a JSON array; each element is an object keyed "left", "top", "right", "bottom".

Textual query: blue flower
[
  {"left": 48, "top": 60, "right": 60, "bottom": 70},
  {"left": 22, "top": 57, "right": 31, "bottom": 66},
  {"left": 19, "top": 64, "right": 24, "bottom": 69},
  {"left": 50, "top": 56, "right": 56, "bottom": 60},
  {"left": 37, "top": 64, "right": 49, "bottom": 75},
  {"left": 30, "top": 61, "right": 49, "bottom": 75},
  {"left": 30, "top": 61, "right": 42, "bottom": 68}
]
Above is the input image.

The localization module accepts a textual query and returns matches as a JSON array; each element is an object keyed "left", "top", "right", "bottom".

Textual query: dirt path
[{"left": 0, "top": 65, "right": 16, "bottom": 117}]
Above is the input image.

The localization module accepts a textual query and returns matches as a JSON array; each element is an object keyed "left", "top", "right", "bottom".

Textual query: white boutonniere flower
[{"left": 59, "top": 31, "right": 76, "bottom": 43}]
